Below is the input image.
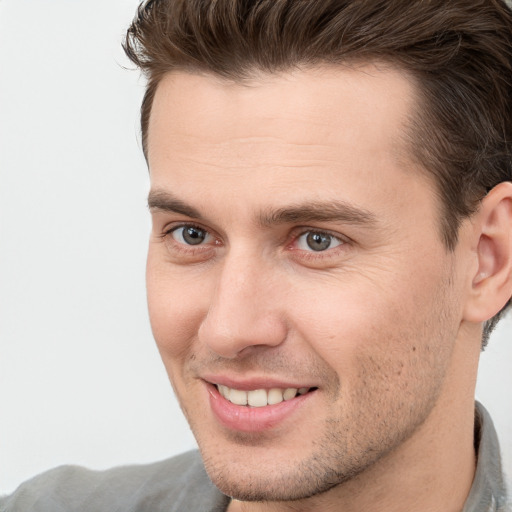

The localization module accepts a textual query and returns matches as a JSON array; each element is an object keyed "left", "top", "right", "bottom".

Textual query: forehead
[
  {"left": 148, "top": 64, "right": 416, "bottom": 166},
  {"left": 147, "top": 64, "right": 434, "bottom": 219}
]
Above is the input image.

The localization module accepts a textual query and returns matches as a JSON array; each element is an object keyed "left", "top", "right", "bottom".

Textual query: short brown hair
[{"left": 124, "top": 0, "right": 512, "bottom": 346}]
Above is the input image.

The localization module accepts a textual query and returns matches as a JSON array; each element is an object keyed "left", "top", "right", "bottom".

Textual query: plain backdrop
[{"left": 1, "top": 0, "right": 511, "bottom": 495}]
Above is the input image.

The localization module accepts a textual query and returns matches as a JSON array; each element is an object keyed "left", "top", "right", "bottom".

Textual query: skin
[{"left": 145, "top": 65, "right": 491, "bottom": 511}]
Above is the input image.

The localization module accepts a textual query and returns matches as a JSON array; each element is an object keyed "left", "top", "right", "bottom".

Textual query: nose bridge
[{"left": 198, "top": 247, "right": 286, "bottom": 358}]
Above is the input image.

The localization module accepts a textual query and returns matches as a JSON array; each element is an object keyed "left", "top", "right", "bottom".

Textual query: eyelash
[
  {"left": 162, "top": 224, "right": 218, "bottom": 256},
  {"left": 287, "top": 229, "right": 348, "bottom": 264},
  {"left": 161, "top": 224, "right": 348, "bottom": 262}
]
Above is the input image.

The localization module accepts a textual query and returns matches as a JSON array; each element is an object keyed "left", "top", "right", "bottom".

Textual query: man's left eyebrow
[{"left": 258, "top": 201, "right": 378, "bottom": 227}]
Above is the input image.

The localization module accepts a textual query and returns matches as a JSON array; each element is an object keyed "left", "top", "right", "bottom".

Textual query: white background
[{"left": 0, "top": 0, "right": 511, "bottom": 495}]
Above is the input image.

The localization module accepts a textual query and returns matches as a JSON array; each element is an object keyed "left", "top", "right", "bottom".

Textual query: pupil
[
  {"left": 183, "top": 227, "right": 206, "bottom": 245},
  {"left": 306, "top": 232, "right": 331, "bottom": 251}
]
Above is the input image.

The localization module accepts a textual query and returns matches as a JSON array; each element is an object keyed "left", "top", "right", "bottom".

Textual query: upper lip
[{"left": 201, "top": 374, "right": 318, "bottom": 391}]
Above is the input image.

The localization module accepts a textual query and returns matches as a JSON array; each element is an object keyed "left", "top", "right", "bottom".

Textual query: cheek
[
  {"left": 146, "top": 251, "right": 207, "bottom": 361},
  {"left": 290, "top": 278, "right": 456, "bottom": 452},
  {"left": 289, "top": 266, "right": 455, "bottom": 383},
  {"left": 289, "top": 280, "right": 402, "bottom": 354}
]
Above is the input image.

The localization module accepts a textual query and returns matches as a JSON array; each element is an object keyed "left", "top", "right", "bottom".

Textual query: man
[{"left": 2, "top": 0, "right": 511, "bottom": 511}]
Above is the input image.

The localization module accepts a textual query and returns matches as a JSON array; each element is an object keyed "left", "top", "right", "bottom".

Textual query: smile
[
  {"left": 207, "top": 381, "right": 318, "bottom": 431},
  {"left": 216, "top": 385, "right": 313, "bottom": 407}
]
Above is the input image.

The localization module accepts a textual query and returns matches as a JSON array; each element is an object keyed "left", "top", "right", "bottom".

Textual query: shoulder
[{"left": 0, "top": 450, "right": 229, "bottom": 512}]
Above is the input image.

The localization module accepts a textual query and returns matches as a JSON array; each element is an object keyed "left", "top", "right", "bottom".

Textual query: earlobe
[{"left": 463, "top": 181, "right": 512, "bottom": 323}]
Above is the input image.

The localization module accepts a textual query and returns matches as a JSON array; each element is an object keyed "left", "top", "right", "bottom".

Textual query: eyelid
[
  {"left": 286, "top": 228, "right": 351, "bottom": 265},
  {"left": 162, "top": 221, "right": 214, "bottom": 238},
  {"left": 170, "top": 225, "right": 213, "bottom": 245},
  {"left": 161, "top": 222, "right": 221, "bottom": 252},
  {"left": 290, "top": 226, "right": 349, "bottom": 245},
  {"left": 295, "top": 231, "right": 343, "bottom": 251}
]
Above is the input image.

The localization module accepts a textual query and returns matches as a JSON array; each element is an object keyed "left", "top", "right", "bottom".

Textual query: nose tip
[
  {"left": 197, "top": 261, "right": 287, "bottom": 359},
  {"left": 198, "top": 309, "right": 287, "bottom": 359}
]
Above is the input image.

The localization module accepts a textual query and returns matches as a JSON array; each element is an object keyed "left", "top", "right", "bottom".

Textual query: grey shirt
[
  {"left": 464, "top": 403, "right": 510, "bottom": 511},
  {"left": 1, "top": 402, "right": 509, "bottom": 511}
]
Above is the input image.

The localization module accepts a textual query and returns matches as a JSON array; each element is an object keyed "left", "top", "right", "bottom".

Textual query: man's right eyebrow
[{"left": 147, "top": 190, "right": 203, "bottom": 219}]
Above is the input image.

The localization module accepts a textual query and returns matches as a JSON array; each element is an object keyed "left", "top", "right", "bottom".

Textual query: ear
[{"left": 463, "top": 181, "right": 512, "bottom": 324}]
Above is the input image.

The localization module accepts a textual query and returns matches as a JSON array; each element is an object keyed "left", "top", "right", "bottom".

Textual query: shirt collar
[{"left": 463, "top": 402, "right": 510, "bottom": 511}]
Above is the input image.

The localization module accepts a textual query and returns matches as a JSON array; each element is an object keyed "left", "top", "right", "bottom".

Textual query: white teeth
[
  {"left": 218, "top": 385, "right": 229, "bottom": 399},
  {"left": 283, "top": 388, "right": 298, "bottom": 400},
  {"left": 216, "top": 385, "right": 310, "bottom": 407},
  {"left": 229, "top": 388, "right": 248, "bottom": 406},
  {"left": 267, "top": 388, "right": 284, "bottom": 405},
  {"left": 247, "top": 389, "right": 267, "bottom": 407}
]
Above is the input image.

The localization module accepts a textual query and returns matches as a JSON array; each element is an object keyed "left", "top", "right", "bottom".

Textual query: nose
[{"left": 197, "top": 253, "right": 287, "bottom": 359}]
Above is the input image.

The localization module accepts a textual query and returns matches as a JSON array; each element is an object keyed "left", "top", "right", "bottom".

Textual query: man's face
[{"left": 146, "top": 66, "right": 467, "bottom": 501}]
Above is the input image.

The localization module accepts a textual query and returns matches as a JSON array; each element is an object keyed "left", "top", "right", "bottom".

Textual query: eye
[
  {"left": 296, "top": 231, "right": 343, "bottom": 252},
  {"left": 171, "top": 225, "right": 213, "bottom": 246}
]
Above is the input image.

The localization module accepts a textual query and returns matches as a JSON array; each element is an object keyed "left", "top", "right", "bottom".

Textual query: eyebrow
[
  {"left": 258, "top": 201, "right": 377, "bottom": 227},
  {"left": 148, "top": 190, "right": 203, "bottom": 219},
  {"left": 148, "top": 189, "right": 377, "bottom": 227}
]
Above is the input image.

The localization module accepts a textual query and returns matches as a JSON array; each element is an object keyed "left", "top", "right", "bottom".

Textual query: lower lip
[{"left": 206, "top": 383, "right": 314, "bottom": 432}]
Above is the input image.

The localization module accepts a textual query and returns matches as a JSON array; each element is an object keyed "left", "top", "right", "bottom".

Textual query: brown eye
[{"left": 172, "top": 226, "right": 211, "bottom": 245}]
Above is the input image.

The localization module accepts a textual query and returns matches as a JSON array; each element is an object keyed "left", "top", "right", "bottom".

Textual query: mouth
[
  {"left": 206, "top": 380, "right": 318, "bottom": 432},
  {"left": 215, "top": 384, "right": 317, "bottom": 407}
]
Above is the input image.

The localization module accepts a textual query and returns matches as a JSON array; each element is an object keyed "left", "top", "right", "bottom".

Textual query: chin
[{"left": 197, "top": 436, "right": 383, "bottom": 502}]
